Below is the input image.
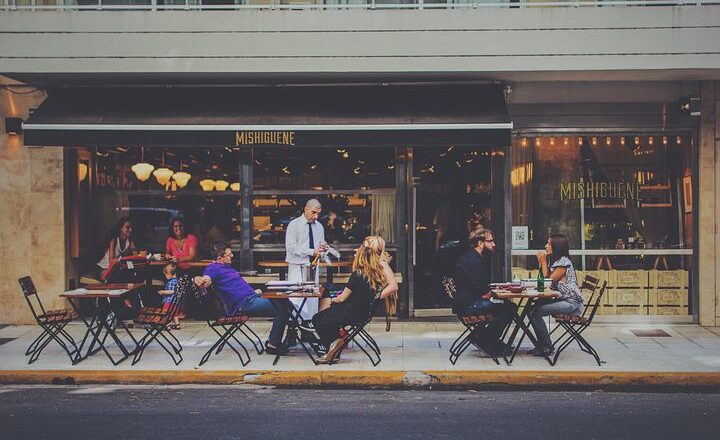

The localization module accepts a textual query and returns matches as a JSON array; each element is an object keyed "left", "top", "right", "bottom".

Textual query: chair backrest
[
  {"left": 18, "top": 276, "right": 47, "bottom": 322},
  {"left": 442, "top": 276, "right": 457, "bottom": 301},
  {"left": 585, "top": 281, "right": 608, "bottom": 323},
  {"left": 579, "top": 274, "right": 601, "bottom": 318},
  {"left": 163, "top": 275, "right": 191, "bottom": 323}
]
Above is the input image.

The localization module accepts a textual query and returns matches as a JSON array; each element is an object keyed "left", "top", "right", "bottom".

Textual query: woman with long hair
[
  {"left": 96, "top": 217, "right": 136, "bottom": 280},
  {"left": 165, "top": 217, "right": 198, "bottom": 271},
  {"left": 528, "top": 233, "right": 584, "bottom": 356},
  {"left": 312, "top": 235, "right": 398, "bottom": 364}
]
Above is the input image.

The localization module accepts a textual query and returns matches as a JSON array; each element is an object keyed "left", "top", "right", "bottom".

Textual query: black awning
[{"left": 22, "top": 84, "right": 512, "bottom": 147}]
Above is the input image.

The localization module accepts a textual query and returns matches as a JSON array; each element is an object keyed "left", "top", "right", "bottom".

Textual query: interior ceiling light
[
  {"left": 131, "top": 146, "right": 155, "bottom": 182},
  {"left": 77, "top": 163, "right": 88, "bottom": 182},
  {"left": 199, "top": 179, "right": 215, "bottom": 192},
  {"left": 214, "top": 180, "right": 229, "bottom": 191},
  {"left": 172, "top": 171, "right": 191, "bottom": 188},
  {"left": 153, "top": 150, "right": 173, "bottom": 186},
  {"left": 230, "top": 182, "right": 240, "bottom": 192}
]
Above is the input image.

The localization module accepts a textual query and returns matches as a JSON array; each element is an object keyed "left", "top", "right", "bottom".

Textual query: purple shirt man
[
  {"left": 203, "top": 262, "right": 255, "bottom": 315},
  {"left": 195, "top": 244, "right": 289, "bottom": 355}
]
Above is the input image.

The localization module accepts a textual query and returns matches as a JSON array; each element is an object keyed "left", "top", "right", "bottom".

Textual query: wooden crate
[
  {"left": 610, "top": 305, "right": 649, "bottom": 315},
  {"left": 649, "top": 270, "right": 689, "bottom": 289},
  {"left": 607, "top": 288, "right": 648, "bottom": 306},
  {"left": 649, "top": 305, "right": 689, "bottom": 316},
  {"left": 613, "top": 270, "right": 649, "bottom": 288},
  {"left": 511, "top": 267, "right": 531, "bottom": 281},
  {"left": 576, "top": 270, "right": 610, "bottom": 287},
  {"left": 648, "top": 288, "right": 689, "bottom": 307}
]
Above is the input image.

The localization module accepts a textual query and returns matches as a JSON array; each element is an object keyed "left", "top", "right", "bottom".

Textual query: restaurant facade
[{"left": 1, "top": 7, "right": 719, "bottom": 326}]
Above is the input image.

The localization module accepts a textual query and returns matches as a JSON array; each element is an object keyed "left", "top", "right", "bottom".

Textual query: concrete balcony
[{"left": 1, "top": 4, "right": 719, "bottom": 83}]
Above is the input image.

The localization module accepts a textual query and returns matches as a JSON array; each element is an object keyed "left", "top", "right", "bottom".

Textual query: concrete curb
[{"left": 2, "top": 370, "right": 720, "bottom": 389}]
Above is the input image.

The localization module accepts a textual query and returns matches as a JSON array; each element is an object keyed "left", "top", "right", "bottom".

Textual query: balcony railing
[{"left": 2, "top": 0, "right": 719, "bottom": 12}]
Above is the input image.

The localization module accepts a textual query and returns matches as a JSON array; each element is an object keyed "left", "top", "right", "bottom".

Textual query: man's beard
[{"left": 481, "top": 246, "right": 494, "bottom": 258}]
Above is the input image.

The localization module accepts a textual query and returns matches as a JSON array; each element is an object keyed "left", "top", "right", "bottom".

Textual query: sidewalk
[{"left": 1, "top": 321, "right": 719, "bottom": 389}]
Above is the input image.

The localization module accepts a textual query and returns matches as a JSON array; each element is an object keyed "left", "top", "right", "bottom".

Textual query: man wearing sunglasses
[{"left": 453, "top": 229, "right": 516, "bottom": 357}]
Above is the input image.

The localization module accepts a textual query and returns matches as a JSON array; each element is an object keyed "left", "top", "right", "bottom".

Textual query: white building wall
[{"left": 0, "top": 8, "right": 719, "bottom": 79}]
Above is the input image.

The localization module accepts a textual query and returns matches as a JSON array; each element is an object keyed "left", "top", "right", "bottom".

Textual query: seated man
[
  {"left": 194, "top": 242, "right": 289, "bottom": 355},
  {"left": 454, "top": 229, "right": 517, "bottom": 356}
]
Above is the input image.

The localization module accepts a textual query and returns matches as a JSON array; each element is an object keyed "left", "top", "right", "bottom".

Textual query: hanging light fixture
[
  {"left": 172, "top": 157, "right": 191, "bottom": 188},
  {"left": 214, "top": 180, "right": 229, "bottom": 191},
  {"left": 153, "top": 149, "right": 174, "bottom": 186},
  {"left": 172, "top": 171, "right": 191, "bottom": 188},
  {"left": 131, "top": 146, "right": 155, "bottom": 182},
  {"left": 77, "top": 163, "right": 88, "bottom": 182},
  {"left": 199, "top": 179, "right": 215, "bottom": 192},
  {"left": 230, "top": 182, "right": 240, "bottom": 191}
]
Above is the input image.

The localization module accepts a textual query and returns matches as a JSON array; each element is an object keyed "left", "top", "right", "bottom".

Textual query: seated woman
[
  {"left": 312, "top": 235, "right": 398, "bottom": 364},
  {"left": 96, "top": 217, "right": 152, "bottom": 318},
  {"left": 96, "top": 217, "right": 137, "bottom": 281},
  {"left": 528, "top": 233, "right": 584, "bottom": 356},
  {"left": 165, "top": 217, "right": 198, "bottom": 272}
]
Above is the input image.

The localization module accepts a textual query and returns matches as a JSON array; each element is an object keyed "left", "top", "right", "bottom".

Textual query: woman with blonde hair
[{"left": 312, "top": 235, "right": 398, "bottom": 364}]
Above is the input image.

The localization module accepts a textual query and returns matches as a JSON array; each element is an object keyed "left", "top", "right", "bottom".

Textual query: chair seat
[
  {"left": 41, "top": 308, "right": 74, "bottom": 318},
  {"left": 40, "top": 311, "right": 77, "bottom": 324},
  {"left": 140, "top": 307, "right": 166, "bottom": 315},
  {"left": 134, "top": 314, "right": 167, "bottom": 325},
  {"left": 460, "top": 314, "right": 494, "bottom": 325},
  {"left": 553, "top": 314, "right": 589, "bottom": 325},
  {"left": 215, "top": 314, "right": 249, "bottom": 325}
]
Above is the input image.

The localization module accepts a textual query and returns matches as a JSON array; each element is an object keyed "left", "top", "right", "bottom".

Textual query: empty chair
[
  {"left": 18, "top": 276, "right": 79, "bottom": 364},
  {"left": 131, "top": 275, "right": 190, "bottom": 366}
]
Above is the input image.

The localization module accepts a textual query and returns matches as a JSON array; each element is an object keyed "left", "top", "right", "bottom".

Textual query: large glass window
[
  {"left": 511, "top": 134, "right": 694, "bottom": 317},
  {"left": 93, "top": 146, "right": 242, "bottom": 259},
  {"left": 251, "top": 146, "right": 397, "bottom": 267}
]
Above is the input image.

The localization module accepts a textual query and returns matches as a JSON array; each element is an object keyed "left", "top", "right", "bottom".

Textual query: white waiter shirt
[
  {"left": 285, "top": 215, "right": 326, "bottom": 265},
  {"left": 285, "top": 215, "right": 325, "bottom": 321}
]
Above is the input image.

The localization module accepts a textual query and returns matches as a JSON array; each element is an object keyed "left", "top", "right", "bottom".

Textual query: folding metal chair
[
  {"left": 18, "top": 276, "right": 80, "bottom": 364},
  {"left": 131, "top": 275, "right": 189, "bottom": 365},
  {"left": 339, "top": 295, "right": 384, "bottom": 366},
  {"left": 442, "top": 276, "right": 499, "bottom": 365},
  {"left": 549, "top": 276, "right": 608, "bottom": 366},
  {"left": 199, "top": 289, "right": 265, "bottom": 367}
]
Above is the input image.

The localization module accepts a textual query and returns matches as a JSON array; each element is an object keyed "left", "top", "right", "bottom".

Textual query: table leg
[
  {"left": 502, "top": 297, "right": 551, "bottom": 366},
  {"left": 269, "top": 297, "right": 318, "bottom": 366}
]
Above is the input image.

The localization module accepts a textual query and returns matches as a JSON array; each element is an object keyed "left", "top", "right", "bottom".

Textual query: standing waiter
[{"left": 285, "top": 199, "right": 328, "bottom": 323}]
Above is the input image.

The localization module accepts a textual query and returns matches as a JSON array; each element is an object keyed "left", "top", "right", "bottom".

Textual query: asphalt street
[{"left": 1, "top": 385, "right": 718, "bottom": 440}]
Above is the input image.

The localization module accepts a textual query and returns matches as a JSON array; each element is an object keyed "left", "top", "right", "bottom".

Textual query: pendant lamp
[
  {"left": 131, "top": 146, "right": 155, "bottom": 182},
  {"left": 153, "top": 149, "right": 174, "bottom": 186},
  {"left": 199, "top": 179, "right": 216, "bottom": 192}
]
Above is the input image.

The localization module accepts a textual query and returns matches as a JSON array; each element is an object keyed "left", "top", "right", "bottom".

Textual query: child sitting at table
[{"left": 162, "top": 264, "right": 181, "bottom": 330}]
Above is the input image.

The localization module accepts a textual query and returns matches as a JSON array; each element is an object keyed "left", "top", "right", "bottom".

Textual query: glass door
[{"left": 410, "top": 145, "right": 497, "bottom": 311}]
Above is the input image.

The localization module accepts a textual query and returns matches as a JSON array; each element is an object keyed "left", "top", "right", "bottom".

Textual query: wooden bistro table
[
  {"left": 492, "top": 287, "right": 560, "bottom": 366},
  {"left": 261, "top": 290, "right": 323, "bottom": 366},
  {"left": 257, "top": 260, "right": 352, "bottom": 283},
  {"left": 149, "top": 259, "right": 214, "bottom": 268},
  {"left": 60, "top": 283, "right": 143, "bottom": 365}
]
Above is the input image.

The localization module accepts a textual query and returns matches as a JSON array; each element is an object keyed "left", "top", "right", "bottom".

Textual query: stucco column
[
  {"left": 0, "top": 78, "right": 65, "bottom": 325},
  {"left": 698, "top": 81, "right": 719, "bottom": 327}
]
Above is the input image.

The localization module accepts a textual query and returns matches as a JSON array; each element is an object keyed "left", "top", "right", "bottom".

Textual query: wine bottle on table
[{"left": 537, "top": 270, "right": 545, "bottom": 292}]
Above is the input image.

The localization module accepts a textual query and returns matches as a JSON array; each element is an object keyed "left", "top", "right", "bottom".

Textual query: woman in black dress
[{"left": 312, "top": 235, "right": 397, "bottom": 364}]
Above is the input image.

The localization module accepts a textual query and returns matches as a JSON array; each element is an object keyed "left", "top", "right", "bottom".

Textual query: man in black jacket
[{"left": 454, "top": 229, "right": 517, "bottom": 356}]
